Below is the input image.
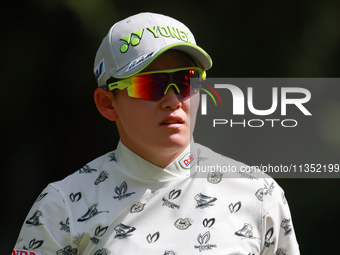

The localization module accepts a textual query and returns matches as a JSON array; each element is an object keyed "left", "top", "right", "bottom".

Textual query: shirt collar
[{"left": 114, "top": 140, "right": 197, "bottom": 182}]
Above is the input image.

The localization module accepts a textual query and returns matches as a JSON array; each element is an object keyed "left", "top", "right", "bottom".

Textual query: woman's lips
[{"left": 160, "top": 116, "right": 184, "bottom": 125}]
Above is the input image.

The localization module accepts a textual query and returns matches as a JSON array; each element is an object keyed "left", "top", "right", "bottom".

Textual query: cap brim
[{"left": 112, "top": 43, "right": 213, "bottom": 79}]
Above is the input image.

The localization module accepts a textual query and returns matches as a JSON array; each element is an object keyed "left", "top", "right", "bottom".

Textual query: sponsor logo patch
[
  {"left": 179, "top": 152, "right": 195, "bottom": 169},
  {"left": 94, "top": 58, "right": 106, "bottom": 84},
  {"left": 12, "top": 249, "right": 41, "bottom": 255},
  {"left": 126, "top": 51, "right": 157, "bottom": 72}
]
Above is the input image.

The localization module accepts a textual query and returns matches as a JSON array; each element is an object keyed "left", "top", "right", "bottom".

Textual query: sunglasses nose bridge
[{"left": 164, "top": 83, "right": 180, "bottom": 95}]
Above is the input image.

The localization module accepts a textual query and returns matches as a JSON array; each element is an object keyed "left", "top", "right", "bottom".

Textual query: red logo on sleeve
[{"left": 12, "top": 249, "right": 41, "bottom": 255}]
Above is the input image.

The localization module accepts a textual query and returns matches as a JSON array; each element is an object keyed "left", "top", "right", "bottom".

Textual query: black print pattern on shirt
[
  {"left": 130, "top": 190, "right": 158, "bottom": 213},
  {"left": 207, "top": 172, "right": 223, "bottom": 184},
  {"left": 60, "top": 217, "right": 70, "bottom": 233},
  {"left": 146, "top": 232, "right": 160, "bottom": 243},
  {"left": 196, "top": 148, "right": 208, "bottom": 166},
  {"left": 203, "top": 218, "right": 215, "bottom": 228},
  {"left": 94, "top": 171, "right": 109, "bottom": 185},
  {"left": 72, "top": 233, "right": 84, "bottom": 246},
  {"left": 194, "top": 231, "right": 217, "bottom": 252},
  {"left": 22, "top": 238, "right": 43, "bottom": 250},
  {"left": 90, "top": 226, "right": 108, "bottom": 244},
  {"left": 275, "top": 248, "right": 287, "bottom": 255},
  {"left": 35, "top": 192, "right": 47, "bottom": 203},
  {"left": 229, "top": 201, "right": 241, "bottom": 213},
  {"left": 114, "top": 223, "right": 136, "bottom": 239},
  {"left": 255, "top": 179, "right": 275, "bottom": 201},
  {"left": 282, "top": 191, "right": 287, "bottom": 204},
  {"left": 194, "top": 193, "right": 217, "bottom": 208},
  {"left": 79, "top": 164, "right": 97, "bottom": 174},
  {"left": 164, "top": 250, "right": 176, "bottom": 255},
  {"left": 255, "top": 189, "right": 264, "bottom": 202},
  {"left": 113, "top": 181, "right": 135, "bottom": 200},
  {"left": 169, "top": 189, "right": 181, "bottom": 199},
  {"left": 238, "top": 171, "right": 258, "bottom": 180},
  {"left": 264, "top": 227, "right": 275, "bottom": 248},
  {"left": 162, "top": 189, "right": 181, "bottom": 209},
  {"left": 26, "top": 210, "right": 43, "bottom": 226},
  {"left": 108, "top": 152, "right": 116, "bottom": 161},
  {"left": 281, "top": 218, "right": 292, "bottom": 235},
  {"left": 69, "top": 192, "right": 82, "bottom": 202},
  {"left": 94, "top": 248, "right": 109, "bottom": 255},
  {"left": 77, "top": 204, "right": 108, "bottom": 222},
  {"left": 15, "top": 236, "right": 23, "bottom": 246},
  {"left": 130, "top": 202, "right": 145, "bottom": 213},
  {"left": 264, "top": 180, "right": 275, "bottom": 195},
  {"left": 235, "top": 223, "right": 257, "bottom": 239},
  {"left": 56, "top": 245, "right": 77, "bottom": 255},
  {"left": 174, "top": 218, "right": 192, "bottom": 230}
]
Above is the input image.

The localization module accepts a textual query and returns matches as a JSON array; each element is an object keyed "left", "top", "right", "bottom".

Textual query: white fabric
[{"left": 14, "top": 141, "right": 300, "bottom": 255}]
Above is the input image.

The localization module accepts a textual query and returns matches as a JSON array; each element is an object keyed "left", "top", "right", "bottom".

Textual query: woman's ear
[{"left": 94, "top": 88, "right": 118, "bottom": 121}]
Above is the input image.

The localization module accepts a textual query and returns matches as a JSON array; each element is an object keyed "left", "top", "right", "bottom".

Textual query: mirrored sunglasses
[{"left": 104, "top": 67, "right": 206, "bottom": 101}]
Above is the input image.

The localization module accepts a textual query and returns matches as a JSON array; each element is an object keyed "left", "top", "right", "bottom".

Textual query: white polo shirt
[{"left": 13, "top": 141, "right": 300, "bottom": 255}]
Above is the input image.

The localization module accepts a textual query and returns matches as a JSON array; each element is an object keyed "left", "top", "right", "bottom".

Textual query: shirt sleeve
[
  {"left": 13, "top": 184, "right": 75, "bottom": 255},
  {"left": 260, "top": 178, "right": 300, "bottom": 255}
]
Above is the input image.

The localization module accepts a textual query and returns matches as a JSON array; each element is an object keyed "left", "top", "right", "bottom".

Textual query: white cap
[{"left": 94, "top": 12, "right": 213, "bottom": 87}]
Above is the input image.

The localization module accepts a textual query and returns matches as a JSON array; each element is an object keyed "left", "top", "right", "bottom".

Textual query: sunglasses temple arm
[{"left": 108, "top": 81, "right": 131, "bottom": 91}]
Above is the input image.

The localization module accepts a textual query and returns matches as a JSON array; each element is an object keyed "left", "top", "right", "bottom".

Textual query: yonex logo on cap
[
  {"left": 147, "top": 26, "right": 191, "bottom": 43},
  {"left": 120, "top": 29, "right": 144, "bottom": 53},
  {"left": 119, "top": 26, "right": 192, "bottom": 54}
]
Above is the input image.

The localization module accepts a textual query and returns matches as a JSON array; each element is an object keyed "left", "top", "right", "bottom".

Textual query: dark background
[{"left": 2, "top": 0, "right": 340, "bottom": 253}]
